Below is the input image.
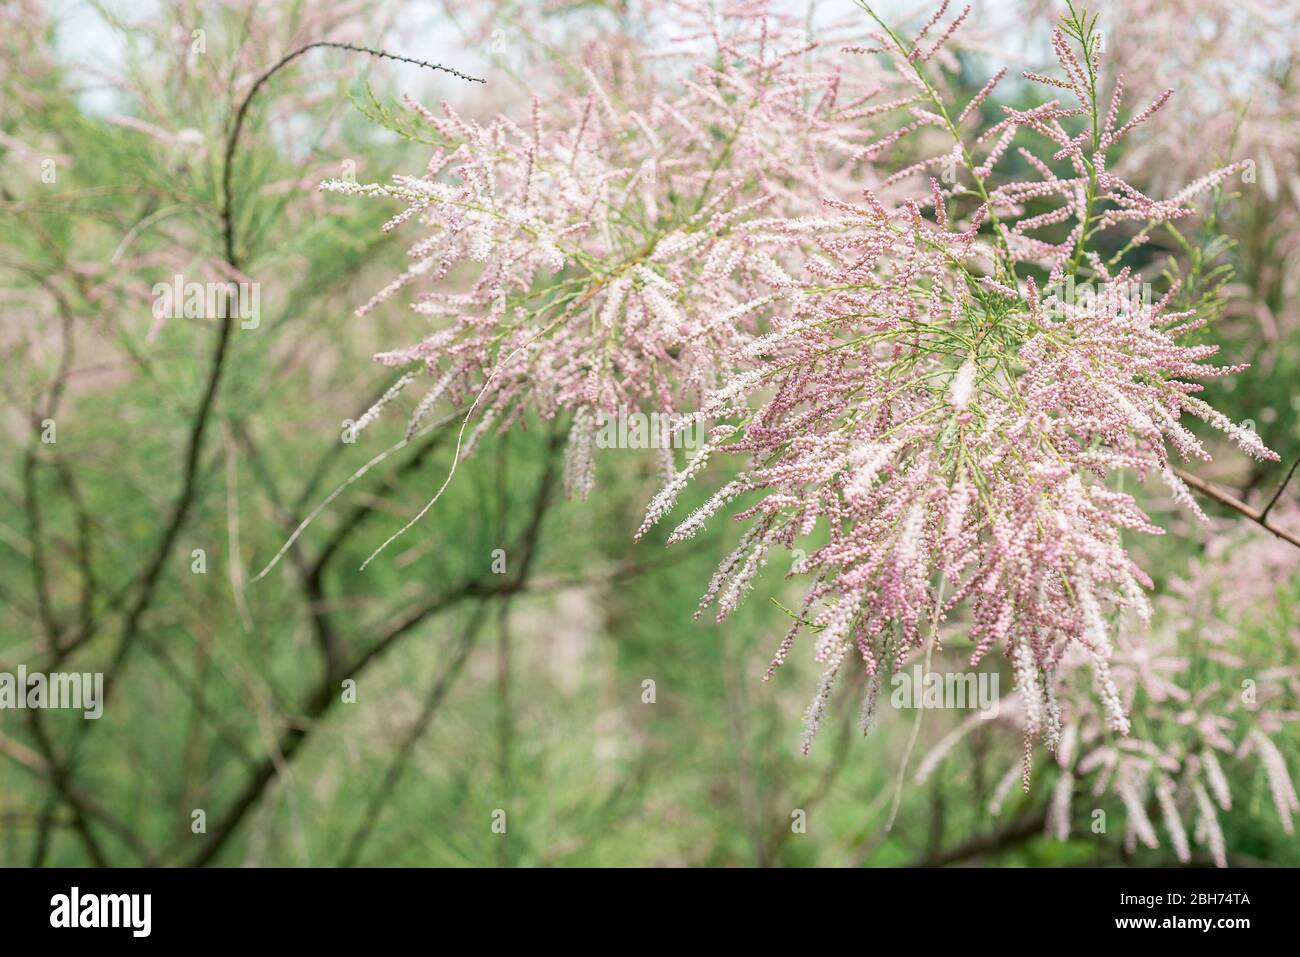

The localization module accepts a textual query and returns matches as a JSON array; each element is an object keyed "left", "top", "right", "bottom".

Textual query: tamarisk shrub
[
  {"left": 639, "top": 1, "right": 1274, "bottom": 754},
  {"left": 322, "top": 1, "right": 887, "bottom": 511}
]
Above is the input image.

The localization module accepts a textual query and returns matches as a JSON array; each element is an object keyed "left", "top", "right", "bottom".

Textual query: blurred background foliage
[{"left": 1, "top": 0, "right": 1297, "bottom": 866}]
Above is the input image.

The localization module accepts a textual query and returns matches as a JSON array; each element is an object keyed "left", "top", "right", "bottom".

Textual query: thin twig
[
  {"left": 1174, "top": 466, "right": 1300, "bottom": 550},
  {"left": 1259, "top": 457, "right": 1300, "bottom": 523},
  {"left": 221, "top": 41, "right": 482, "bottom": 265}
]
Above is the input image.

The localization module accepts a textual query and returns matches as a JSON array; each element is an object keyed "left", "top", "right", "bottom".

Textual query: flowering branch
[
  {"left": 638, "top": 0, "right": 1271, "bottom": 765},
  {"left": 322, "top": 1, "right": 1287, "bottom": 796}
]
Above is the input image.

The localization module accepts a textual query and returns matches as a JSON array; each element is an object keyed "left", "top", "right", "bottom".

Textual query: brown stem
[
  {"left": 221, "top": 42, "right": 482, "bottom": 266},
  {"left": 1173, "top": 466, "right": 1300, "bottom": 550},
  {"left": 1259, "top": 457, "right": 1300, "bottom": 523},
  {"left": 909, "top": 808, "right": 1049, "bottom": 867}
]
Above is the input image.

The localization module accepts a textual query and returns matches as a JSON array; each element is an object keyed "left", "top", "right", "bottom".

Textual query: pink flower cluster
[
  {"left": 922, "top": 506, "right": 1300, "bottom": 866},
  {"left": 638, "top": 2, "right": 1271, "bottom": 749},
  {"left": 334, "top": 1, "right": 1274, "bottom": 758},
  {"left": 323, "top": 2, "right": 883, "bottom": 497}
]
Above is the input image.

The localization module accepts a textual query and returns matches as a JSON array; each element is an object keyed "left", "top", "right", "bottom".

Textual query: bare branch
[
  {"left": 1259, "top": 457, "right": 1300, "bottom": 523},
  {"left": 339, "top": 601, "right": 490, "bottom": 866},
  {"left": 1173, "top": 466, "right": 1300, "bottom": 550}
]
